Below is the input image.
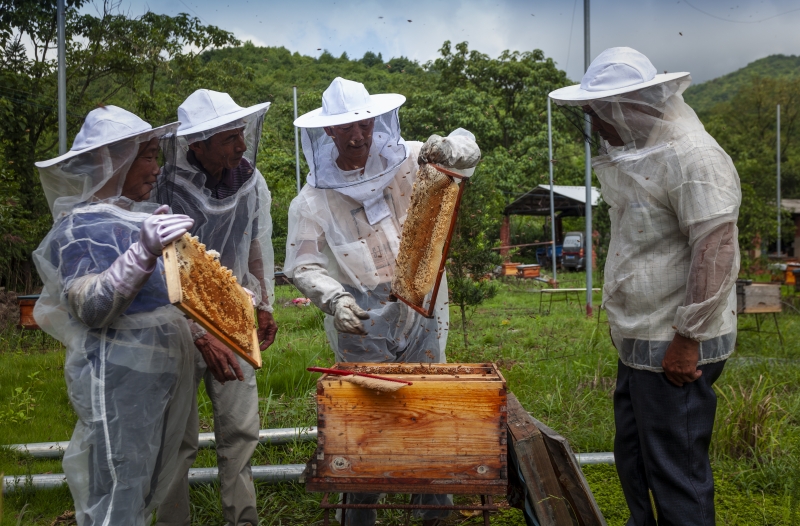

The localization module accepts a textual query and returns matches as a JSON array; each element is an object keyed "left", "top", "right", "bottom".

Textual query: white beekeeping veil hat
[
  {"left": 293, "top": 77, "right": 409, "bottom": 210},
  {"left": 549, "top": 47, "right": 696, "bottom": 149},
  {"left": 173, "top": 89, "right": 270, "bottom": 172},
  {"left": 35, "top": 105, "right": 178, "bottom": 217}
]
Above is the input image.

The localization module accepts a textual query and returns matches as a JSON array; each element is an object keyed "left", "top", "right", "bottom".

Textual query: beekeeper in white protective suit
[
  {"left": 550, "top": 48, "right": 740, "bottom": 526},
  {"left": 32, "top": 106, "right": 195, "bottom": 526},
  {"left": 284, "top": 77, "right": 481, "bottom": 526},
  {"left": 154, "top": 89, "right": 275, "bottom": 526}
]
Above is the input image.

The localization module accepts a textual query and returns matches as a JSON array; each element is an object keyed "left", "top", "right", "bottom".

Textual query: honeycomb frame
[
  {"left": 390, "top": 163, "right": 466, "bottom": 318},
  {"left": 163, "top": 234, "right": 261, "bottom": 368}
]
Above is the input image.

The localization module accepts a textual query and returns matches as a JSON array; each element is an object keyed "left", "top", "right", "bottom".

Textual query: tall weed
[{"left": 713, "top": 375, "right": 787, "bottom": 463}]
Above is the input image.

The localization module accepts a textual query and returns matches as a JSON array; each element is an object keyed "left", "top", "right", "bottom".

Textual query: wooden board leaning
[
  {"left": 162, "top": 233, "right": 261, "bottom": 369},
  {"left": 507, "top": 393, "right": 606, "bottom": 526}
]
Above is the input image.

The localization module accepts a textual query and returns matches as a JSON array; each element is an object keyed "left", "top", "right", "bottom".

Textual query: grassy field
[{"left": 1, "top": 273, "right": 799, "bottom": 525}]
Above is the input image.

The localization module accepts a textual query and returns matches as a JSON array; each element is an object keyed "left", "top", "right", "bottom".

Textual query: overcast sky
[{"left": 110, "top": 0, "right": 800, "bottom": 84}]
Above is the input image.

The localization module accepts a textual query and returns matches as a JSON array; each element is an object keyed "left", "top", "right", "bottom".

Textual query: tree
[
  {"left": 446, "top": 171, "right": 503, "bottom": 348},
  {"left": 703, "top": 76, "right": 800, "bottom": 251},
  {"left": 0, "top": 0, "right": 238, "bottom": 290}
]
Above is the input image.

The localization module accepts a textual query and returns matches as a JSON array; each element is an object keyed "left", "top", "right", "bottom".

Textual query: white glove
[
  {"left": 140, "top": 204, "right": 195, "bottom": 258},
  {"left": 333, "top": 295, "right": 370, "bottom": 335},
  {"left": 418, "top": 128, "right": 481, "bottom": 171}
]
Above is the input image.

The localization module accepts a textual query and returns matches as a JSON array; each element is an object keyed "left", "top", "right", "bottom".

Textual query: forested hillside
[
  {"left": 1, "top": 0, "right": 798, "bottom": 292},
  {"left": 0, "top": 2, "right": 586, "bottom": 291},
  {"left": 684, "top": 54, "right": 800, "bottom": 113}
]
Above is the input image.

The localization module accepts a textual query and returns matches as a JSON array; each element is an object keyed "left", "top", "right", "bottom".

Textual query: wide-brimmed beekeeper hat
[
  {"left": 294, "top": 77, "right": 405, "bottom": 128},
  {"left": 177, "top": 89, "right": 270, "bottom": 137},
  {"left": 549, "top": 47, "right": 689, "bottom": 103},
  {"left": 35, "top": 105, "right": 176, "bottom": 168}
]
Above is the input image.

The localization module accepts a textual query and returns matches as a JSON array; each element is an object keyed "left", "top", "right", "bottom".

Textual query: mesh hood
[
  {"left": 558, "top": 75, "right": 700, "bottom": 152},
  {"left": 165, "top": 110, "right": 266, "bottom": 191},
  {"left": 302, "top": 109, "right": 409, "bottom": 196},
  {"left": 39, "top": 125, "right": 178, "bottom": 218}
]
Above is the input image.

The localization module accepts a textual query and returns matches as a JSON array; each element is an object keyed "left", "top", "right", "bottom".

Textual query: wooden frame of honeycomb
[
  {"left": 390, "top": 163, "right": 466, "bottom": 318},
  {"left": 162, "top": 233, "right": 261, "bottom": 368}
]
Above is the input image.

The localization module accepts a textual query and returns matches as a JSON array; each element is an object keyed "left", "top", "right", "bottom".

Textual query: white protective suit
[
  {"left": 153, "top": 90, "right": 273, "bottom": 526},
  {"left": 32, "top": 107, "right": 194, "bottom": 526},
  {"left": 285, "top": 106, "right": 449, "bottom": 364},
  {"left": 553, "top": 72, "right": 741, "bottom": 371}
]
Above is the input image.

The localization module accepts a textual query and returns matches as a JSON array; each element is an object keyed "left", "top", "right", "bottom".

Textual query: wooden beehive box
[
  {"left": 17, "top": 295, "right": 40, "bottom": 330},
  {"left": 736, "top": 282, "right": 781, "bottom": 314},
  {"left": 306, "top": 363, "right": 508, "bottom": 495},
  {"left": 785, "top": 263, "right": 800, "bottom": 285},
  {"left": 501, "top": 262, "right": 523, "bottom": 277},
  {"left": 516, "top": 264, "right": 541, "bottom": 279}
]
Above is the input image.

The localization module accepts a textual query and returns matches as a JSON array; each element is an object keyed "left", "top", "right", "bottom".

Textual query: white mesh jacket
[
  {"left": 284, "top": 140, "right": 449, "bottom": 364},
  {"left": 556, "top": 76, "right": 741, "bottom": 371}
]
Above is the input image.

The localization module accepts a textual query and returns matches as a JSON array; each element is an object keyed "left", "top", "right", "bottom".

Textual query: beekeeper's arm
[
  {"left": 65, "top": 205, "right": 193, "bottom": 328},
  {"left": 662, "top": 146, "right": 741, "bottom": 386},
  {"left": 285, "top": 202, "right": 369, "bottom": 335}
]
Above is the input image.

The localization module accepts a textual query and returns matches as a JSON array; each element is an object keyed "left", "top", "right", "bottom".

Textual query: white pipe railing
[
  {"left": 4, "top": 427, "right": 317, "bottom": 459},
  {"left": 2, "top": 453, "right": 615, "bottom": 495}
]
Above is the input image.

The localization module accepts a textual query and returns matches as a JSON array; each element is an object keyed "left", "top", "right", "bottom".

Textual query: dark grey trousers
[{"left": 614, "top": 359, "right": 726, "bottom": 526}]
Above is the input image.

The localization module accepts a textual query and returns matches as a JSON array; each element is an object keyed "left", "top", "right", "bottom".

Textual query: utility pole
[
  {"left": 584, "top": 0, "right": 593, "bottom": 316},
  {"left": 777, "top": 104, "right": 781, "bottom": 255},
  {"left": 294, "top": 86, "right": 301, "bottom": 194},
  {"left": 547, "top": 97, "right": 557, "bottom": 285},
  {"left": 57, "top": 0, "right": 67, "bottom": 154}
]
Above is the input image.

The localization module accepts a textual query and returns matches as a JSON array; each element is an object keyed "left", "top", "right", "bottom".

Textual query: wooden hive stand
[{"left": 304, "top": 362, "right": 508, "bottom": 525}]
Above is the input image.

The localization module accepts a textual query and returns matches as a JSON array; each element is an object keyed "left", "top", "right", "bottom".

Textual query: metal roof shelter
[
  {"left": 504, "top": 185, "right": 600, "bottom": 217},
  {"left": 499, "top": 185, "right": 601, "bottom": 262}
]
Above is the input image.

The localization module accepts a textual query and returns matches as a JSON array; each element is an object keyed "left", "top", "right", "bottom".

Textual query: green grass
[{"left": 2, "top": 276, "right": 800, "bottom": 525}]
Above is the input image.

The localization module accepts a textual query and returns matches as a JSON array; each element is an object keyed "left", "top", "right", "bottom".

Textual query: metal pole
[
  {"left": 584, "top": 0, "right": 593, "bottom": 316},
  {"left": 57, "top": 0, "right": 67, "bottom": 154},
  {"left": 294, "top": 86, "right": 302, "bottom": 194},
  {"left": 777, "top": 104, "right": 781, "bottom": 256},
  {"left": 547, "top": 97, "right": 557, "bottom": 285}
]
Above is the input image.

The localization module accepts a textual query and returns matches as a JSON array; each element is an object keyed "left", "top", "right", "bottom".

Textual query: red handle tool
[{"left": 307, "top": 366, "right": 413, "bottom": 385}]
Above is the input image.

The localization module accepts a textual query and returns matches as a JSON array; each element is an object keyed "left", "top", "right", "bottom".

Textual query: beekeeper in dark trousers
[
  {"left": 155, "top": 90, "right": 277, "bottom": 526},
  {"left": 284, "top": 77, "right": 481, "bottom": 526},
  {"left": 550, "top": 47, "right": 741, "bottom": 526}
]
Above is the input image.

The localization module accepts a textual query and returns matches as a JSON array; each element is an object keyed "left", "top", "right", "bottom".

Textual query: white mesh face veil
[
  {"left": 173, "top": 111, "right": 266, "bottom": 179},
  {"left": 554, "top": 76, "right": 742, "bottom": 372},
  {"left": 39, "top": 126, "right": 178, "bottom": 218},
  {"left": 302, "top": 110, "right": 408, "bottom": 191}
]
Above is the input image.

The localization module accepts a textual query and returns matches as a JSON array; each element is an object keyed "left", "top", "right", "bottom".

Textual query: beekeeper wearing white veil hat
[
  {"left": 32, "top": 105, "right": 195, "bottom": 526},
  {"left": 550, "top": 48, "right": 740, "bottom": 526},
  {"left": 285, "top": 77, "right": 481, "bottom": 526},
  {"left": 154, "top": 89, "right": 276, "bottom": 526}
]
